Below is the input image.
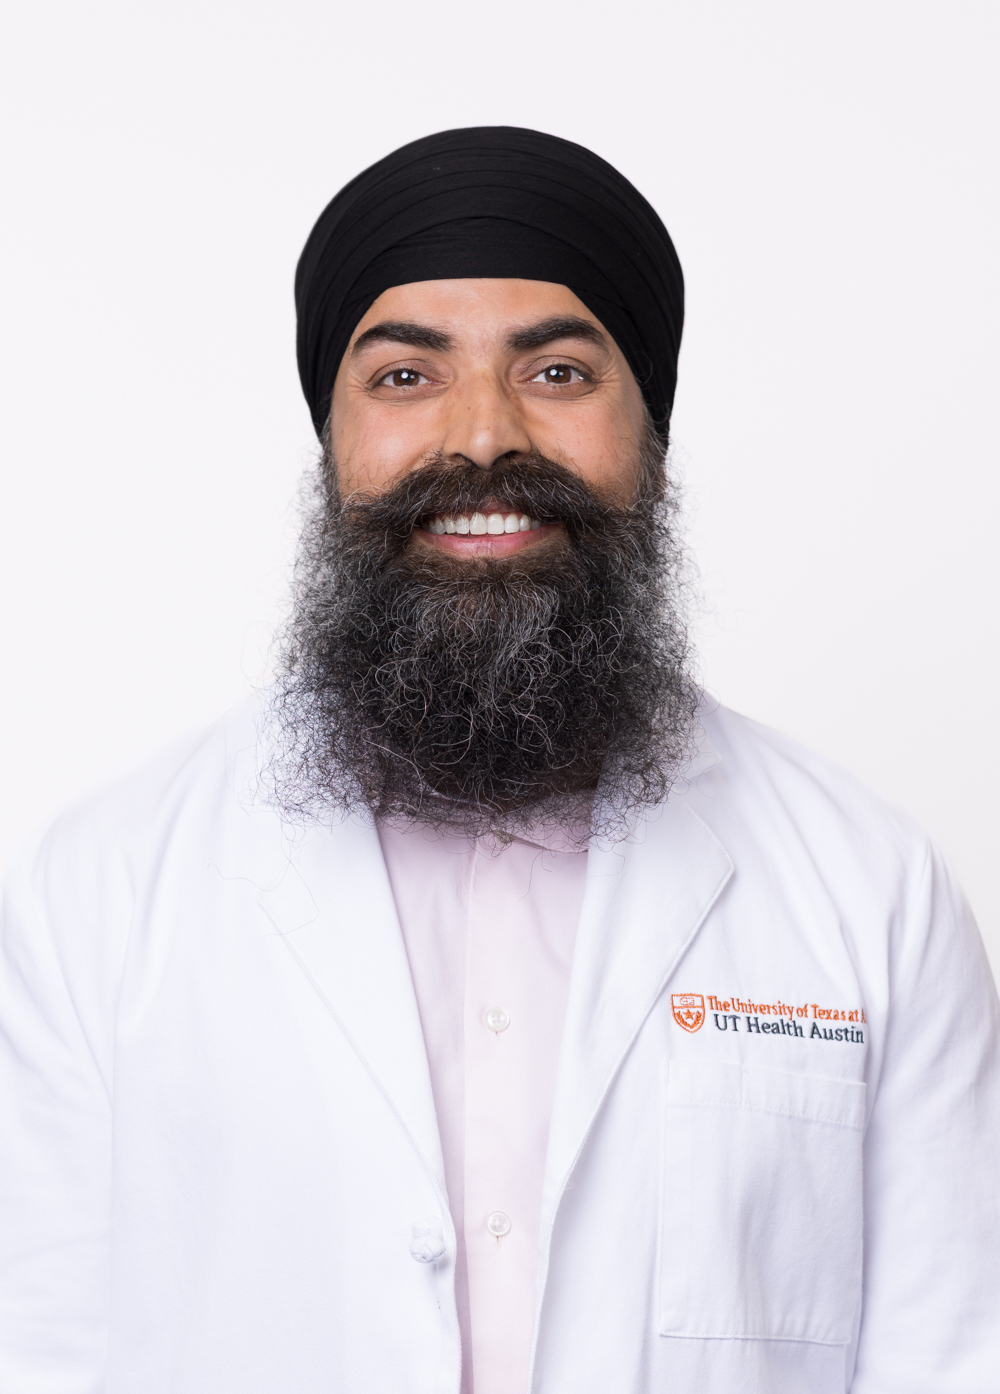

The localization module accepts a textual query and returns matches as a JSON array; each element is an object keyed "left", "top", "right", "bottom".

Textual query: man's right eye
[{"left": 376, "top": 368, "right": 428, "bottom": 388}]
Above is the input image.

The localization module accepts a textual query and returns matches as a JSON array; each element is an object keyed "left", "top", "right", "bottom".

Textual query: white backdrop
[{"left": 2, "top": 2, "right": 998, "bottom": 976}]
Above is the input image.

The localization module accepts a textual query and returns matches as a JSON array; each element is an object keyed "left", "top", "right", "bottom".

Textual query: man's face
[
  {"left": 270, "top": 277, "right": 695, "bottom": 839},
  {"left": 329, "top": 278, "right": 648, "bottom": 555}
]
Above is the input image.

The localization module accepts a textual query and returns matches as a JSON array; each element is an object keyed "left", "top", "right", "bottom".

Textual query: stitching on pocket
[
  {"left": 666, "top": 1061, "right": 866, "bottom": 1129},
  {"left": 666, "top": 1096, "right": 864, "bottom": 1130}
]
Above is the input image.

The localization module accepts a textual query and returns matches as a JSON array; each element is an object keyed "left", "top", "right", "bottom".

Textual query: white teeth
[{"left": 425, "top": 511, "right": 543, "bottom": 536}]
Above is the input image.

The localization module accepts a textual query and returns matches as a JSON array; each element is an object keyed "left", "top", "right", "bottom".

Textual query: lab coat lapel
[
  {"left": 543, "top": 796, "right": 733, "bottom": 1214},
  {"left": 256, "top": 816, "right": 445, "bottom": 1191}
]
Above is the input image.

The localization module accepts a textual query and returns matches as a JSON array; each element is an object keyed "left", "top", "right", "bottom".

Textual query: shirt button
[
  {"left": 484, "top": 1007, "right": 510, "bottom": 1033},
  {"left": 486, "top": 1211, "right": 511, "bottom": 1237}
]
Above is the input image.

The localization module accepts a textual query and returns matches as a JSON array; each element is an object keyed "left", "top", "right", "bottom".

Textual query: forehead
[{"left": 348, "top": 278, "right": 606, "bottom": 350}]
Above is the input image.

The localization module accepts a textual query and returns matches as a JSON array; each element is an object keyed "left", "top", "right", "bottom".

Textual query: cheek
[
  {"left": 332, "top": 403, "right": 435, "bottom": 496},
  {"left": 528, "top": 403, "right": 642, "bottom": 499}
]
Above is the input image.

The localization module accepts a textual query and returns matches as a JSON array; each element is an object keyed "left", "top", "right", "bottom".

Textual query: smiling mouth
[{"left": 422, "top": 508, "right": 543, "bottom": 536}]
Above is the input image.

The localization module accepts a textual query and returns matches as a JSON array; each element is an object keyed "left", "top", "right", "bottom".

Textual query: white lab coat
[{"left": 1, "top": 696, "right": 998, "bottom": 1394}]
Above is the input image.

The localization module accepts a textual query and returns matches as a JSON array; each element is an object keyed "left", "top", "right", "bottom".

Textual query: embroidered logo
[
  {"left": 671, "top": 993, "right": 706, "bottom": 1033},
  {"left": 672, "top": 992, "right": 867, "bottom": 1045},
  {"left": 677, "top": 992, "right": 864, "bottom": 1048}
]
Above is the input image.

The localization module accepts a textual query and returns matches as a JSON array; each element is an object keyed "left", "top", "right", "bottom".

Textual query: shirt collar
[
  {"left": 376, "top": 720, "right": 722, "bottom": 856},
  {"left": 510, "top": 813, "right": 592, "bottom": 855}
]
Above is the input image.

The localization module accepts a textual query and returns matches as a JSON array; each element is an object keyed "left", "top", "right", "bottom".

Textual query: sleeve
[
  {"left": 850, "top": 842, "right": 1000, "bottom": 1392},
  {"left": 0, "top": 854, "right": 113, "bottom": 1394}
]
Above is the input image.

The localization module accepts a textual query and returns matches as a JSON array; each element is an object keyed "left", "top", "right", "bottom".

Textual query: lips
[{"left": 423, "top": 510, "right": 543, "bottom": 537}]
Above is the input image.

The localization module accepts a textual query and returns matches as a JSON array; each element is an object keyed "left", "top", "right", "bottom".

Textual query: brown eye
[
  {"left": 531, "top": 363, "right": 585, "bottom": 385},
  {"left": 379, "top": 368, "right": 426, "bottom": 388}
]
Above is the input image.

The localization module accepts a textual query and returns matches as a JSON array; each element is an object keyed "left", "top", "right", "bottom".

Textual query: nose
[{"left": 437, "top": 368, "right": 533, "bottom": 468}]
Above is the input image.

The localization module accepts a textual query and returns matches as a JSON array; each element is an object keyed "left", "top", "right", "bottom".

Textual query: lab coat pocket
[{"left": 659, "top": 1060, "right": 865, "bottom": 1345}]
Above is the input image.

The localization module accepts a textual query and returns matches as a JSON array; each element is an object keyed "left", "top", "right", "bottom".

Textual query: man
[{"left": 1, "top": 127, "right": 998, "bottom": 1394}]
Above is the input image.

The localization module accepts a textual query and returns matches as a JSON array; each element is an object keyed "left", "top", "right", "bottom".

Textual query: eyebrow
[
  {"left": 351, "top": 321, "right": 453, "bottom": 355},
  {"left": 505, "top": 316, "right": 608, "bottom": 353},
  {"left": 351, "top": 314, "right": 609, "bottom": 358}
]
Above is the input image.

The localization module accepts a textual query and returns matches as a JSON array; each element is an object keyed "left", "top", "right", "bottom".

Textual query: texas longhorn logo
[{"left": 671, "top": 993, "right": 705, "bottom": 1033}]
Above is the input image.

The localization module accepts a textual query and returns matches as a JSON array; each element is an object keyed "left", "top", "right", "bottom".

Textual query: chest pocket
[{"left": 659, "top": 1060, "right": 866, "bottom": 1346}]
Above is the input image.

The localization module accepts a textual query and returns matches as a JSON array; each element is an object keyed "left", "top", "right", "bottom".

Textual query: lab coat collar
[
  {"left": 255, "top": 812, "right": 447, "bottom": 1197},
  {"left": 679, "top": 721, "right": 722, "bottom": 782},
  {"left": 541, "top": 790, "right": 733, "bottom": 1225}
]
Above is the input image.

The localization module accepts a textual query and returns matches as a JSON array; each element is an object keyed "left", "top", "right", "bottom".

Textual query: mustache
[{"left": 335, "top": 452, "right": 654, "bottom": 552}]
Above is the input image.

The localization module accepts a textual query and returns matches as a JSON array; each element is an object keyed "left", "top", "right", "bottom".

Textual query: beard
[{"left": 266, "top": 433, "right": 698, "bottom": 843}]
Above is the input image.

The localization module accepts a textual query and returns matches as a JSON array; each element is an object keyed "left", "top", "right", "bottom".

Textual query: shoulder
[
  {"left": 688, "top": 698, "right": 932, "bottom": 889},
  {"left": 679, "top": 704, "right": 989, "bottom": 1009},
  {"left": 9, "top": 693, "right": 271, "bottom": 903}
]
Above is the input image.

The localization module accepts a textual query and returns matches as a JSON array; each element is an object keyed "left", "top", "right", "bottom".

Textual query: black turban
[{"left": 295, "top": 126, "right": 684, "bottom": 438}]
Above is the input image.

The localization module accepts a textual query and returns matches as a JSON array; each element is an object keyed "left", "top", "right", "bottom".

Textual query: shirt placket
[{"left": 463, "top": 840, "right": 535, "bottom": 1394}]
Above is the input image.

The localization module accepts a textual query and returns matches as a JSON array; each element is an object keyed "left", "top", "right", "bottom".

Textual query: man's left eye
[
  {"left": 377, "top": 368, "right": 428, "bottom": 388},
  {"left": 532, "top": 364, "right": 585, "bottom": 385}
]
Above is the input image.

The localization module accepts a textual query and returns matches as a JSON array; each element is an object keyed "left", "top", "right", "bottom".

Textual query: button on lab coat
[{"left": 0, "top": 697, "right": 998, "bottom": 1392}]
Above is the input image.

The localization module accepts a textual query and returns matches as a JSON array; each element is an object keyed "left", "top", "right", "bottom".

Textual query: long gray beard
[{"left": 266, "top": 436, "right": 698, "bottom": 843}]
